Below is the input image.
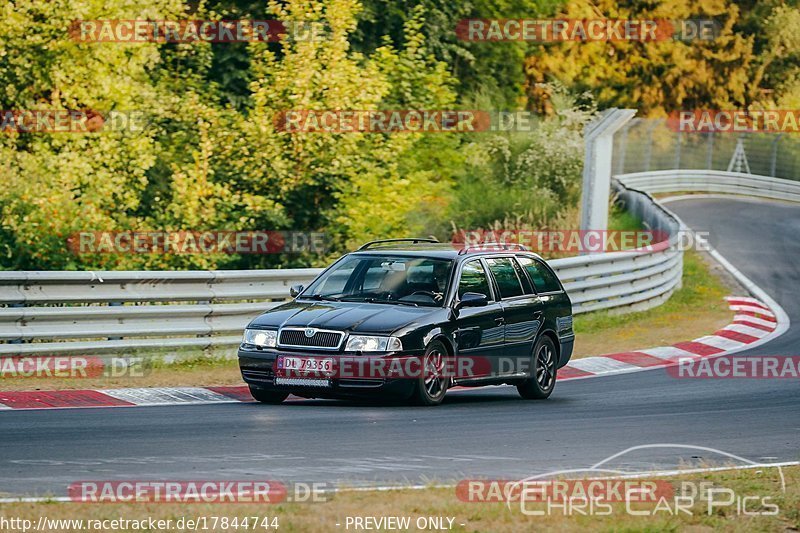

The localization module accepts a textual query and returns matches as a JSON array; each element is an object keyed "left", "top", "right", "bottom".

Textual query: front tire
[
  {"left": 517, "top": 335, "right": 557, "bottom": 400},
  {"left": 410, "top": 340, "right": 450, "bottom": 406},
  {"left": 249, "top": 385, "right": 289, "bottom": 404}
]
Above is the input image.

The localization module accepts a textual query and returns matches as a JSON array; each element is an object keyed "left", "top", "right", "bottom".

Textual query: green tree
[
  {"left": 522, "top": 0, "right": 787, "bottom": 116},
  {"left": 243, "top": 0, "right": 459, "bottom": 253},
  {"left": 0, "top": 0, "right": 182, "bottom": 269},
  {"left": 354, "top": 0, "right": 564, "bottom": 107}
]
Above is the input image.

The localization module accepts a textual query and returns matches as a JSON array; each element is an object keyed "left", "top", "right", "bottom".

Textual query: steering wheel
[{"left": 408, "top": 290, "right": 443, "bottom": 302}]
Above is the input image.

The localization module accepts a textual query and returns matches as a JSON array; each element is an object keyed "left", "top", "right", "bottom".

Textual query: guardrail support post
[
  {"left": 580, "top": 108, "right": 637, "bottom": 254},
  {"left": 107, "top": 301, "right": 123, "bottom": 340},
  {"left": 8, "top": 302, "right": 23, "bottom": 344},
  {"left": 706, "top": 131, "right": 715, "bottom": 169},
  {"left": 770, "top": 134, "right": 782, "bottom": 177}
]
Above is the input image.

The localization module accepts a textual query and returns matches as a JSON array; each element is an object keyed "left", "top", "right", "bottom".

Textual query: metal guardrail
[
  {"left": 0, "top": 183, "right": 683, "bottom": 356},
  {"left": 561, "top": 181, "right": 683, "bottom": 315},
  {"left": 0, "top": 270, "right": 322, "bottom": 355},
  {"left": 615, "top": 170, "right": 800, "bottom": 203}
]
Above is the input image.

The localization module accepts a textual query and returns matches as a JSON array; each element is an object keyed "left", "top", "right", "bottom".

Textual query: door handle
[
  {"left": 495, "top": 317, "right": 505, "bottom": 325},
  {"left": 533, "top": 310, "right": 543, "bottom": 318}
]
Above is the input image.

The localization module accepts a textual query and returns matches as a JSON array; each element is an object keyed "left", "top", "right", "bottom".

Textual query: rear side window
[
  {"left": 512, "top": 258, "right": 534, "bottom": 294},
  {"left": 457, "top": 260, "right": 493, "bottom": 300},
  {"left": 517, "top": 256, "right": 562, "bottom": 293},
  {"left": 485, "top": 258, "right": 524, "bottom": 299}
]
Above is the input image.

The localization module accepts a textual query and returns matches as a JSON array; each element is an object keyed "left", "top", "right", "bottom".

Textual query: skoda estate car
[{"left": 238, "top": 238, "right": 574, "bottom": 406}]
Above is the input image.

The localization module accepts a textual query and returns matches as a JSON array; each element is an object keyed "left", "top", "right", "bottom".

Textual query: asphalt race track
[{"left": 1, "top": 197, "right": 799, "bottom": 497}]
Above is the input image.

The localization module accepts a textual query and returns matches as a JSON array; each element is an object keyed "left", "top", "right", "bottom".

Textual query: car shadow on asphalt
[{"left": 241, "top": 387, "right": 574, "bottom": 409}]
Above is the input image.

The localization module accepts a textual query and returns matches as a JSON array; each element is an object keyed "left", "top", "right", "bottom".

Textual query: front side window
[
  {"left": 303, "top": 255, "right": 453, "bottom": 306},
  {"left": 517, "top": 256, "right": 562, "bottom": 293},
  {"left": 485, "top": 257, "right": 524, "bottom": 299},
  {"left": 457, "top": 260, "right": 493, "bottom": 300}
]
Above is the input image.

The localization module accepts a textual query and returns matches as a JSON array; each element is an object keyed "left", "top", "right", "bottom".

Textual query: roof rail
[
  {"left": 357, "top": 237, "right": 440, "bottom": 251},
  {"left": 457, "top": 242, "right": 530, "bottom": 255}
]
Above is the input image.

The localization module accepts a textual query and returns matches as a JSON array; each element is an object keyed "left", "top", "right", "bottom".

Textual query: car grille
[{"left": 278, "top": 329, "right": 343, "bottom": 350}]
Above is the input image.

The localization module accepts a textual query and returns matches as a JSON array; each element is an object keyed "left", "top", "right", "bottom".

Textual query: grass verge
[{"left": 0, "top": 465, "right": 797, "bottom": 532}]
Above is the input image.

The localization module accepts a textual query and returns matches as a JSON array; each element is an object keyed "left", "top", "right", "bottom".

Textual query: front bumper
[{"left": 238, "top": 346, "right": 422, "bottom": 399}]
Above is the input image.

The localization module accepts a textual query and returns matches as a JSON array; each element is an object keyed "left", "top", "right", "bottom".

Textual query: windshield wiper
[
  {"left": 388, "top": 300, "right": 420, "bottom": 307},
  {"left": 302, "top": 294, "right": 341, "bottom": 302},
  {"left": 340, "top": 296, "right": 419, "bottom": 307}
]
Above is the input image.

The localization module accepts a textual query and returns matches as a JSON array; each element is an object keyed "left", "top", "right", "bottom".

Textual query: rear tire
[
  {"left": 410, "top": 340, "right": 450, "bottom": 406},
  {"left": 517, "top": 335, "right": 557, "bottom": 400},
  {"left": 249, "top": 385, "right": 289, "bottom": 404}
]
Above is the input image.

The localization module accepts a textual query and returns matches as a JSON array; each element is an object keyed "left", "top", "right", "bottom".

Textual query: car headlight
[
  {"left": 345, "top": 335, "right": 403, "bottom": 352},
  {"left": 243, "top": 328, "right": 277, "bottom": 348}
]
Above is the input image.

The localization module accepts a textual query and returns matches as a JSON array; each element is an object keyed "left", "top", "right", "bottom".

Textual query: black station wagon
[{"left": 238, "top": 238, "right": 574, "bottom": 406}]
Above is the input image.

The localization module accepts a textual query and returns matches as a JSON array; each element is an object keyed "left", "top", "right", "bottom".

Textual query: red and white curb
[
  {"left": 557, "top": 296, "right": 781, "bottom": 380},
  {"left": 0, "top": 296, "right": 786, "bottom": 411},
  {"left": 0, "top": 386, "right": 252, "bottom": 411}
]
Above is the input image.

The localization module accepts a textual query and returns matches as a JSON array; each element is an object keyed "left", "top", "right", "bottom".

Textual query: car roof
[{"left": 348, "top": 245, "right": 546, "bottom": 262}]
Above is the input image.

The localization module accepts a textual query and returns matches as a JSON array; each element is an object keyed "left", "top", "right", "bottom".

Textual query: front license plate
[{"left": 277, "top": 356, "right": 335, "bottom": 375}]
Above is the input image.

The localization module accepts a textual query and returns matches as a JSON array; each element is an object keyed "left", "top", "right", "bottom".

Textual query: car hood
[{"left": 248, "top": 300, "right": 445, "bottom": 335}]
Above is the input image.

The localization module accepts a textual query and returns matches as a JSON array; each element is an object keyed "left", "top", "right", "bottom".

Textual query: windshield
[{"left": 301, "top": 255, "right": 453, "bottom": 307}]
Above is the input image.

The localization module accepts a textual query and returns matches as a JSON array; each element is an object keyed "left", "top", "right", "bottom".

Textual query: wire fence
[{"left": 612, "top": 118, "right": 800, "bottom": 180}]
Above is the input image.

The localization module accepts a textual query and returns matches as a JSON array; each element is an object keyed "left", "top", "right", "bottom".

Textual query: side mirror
[
  {"left": 289, "top": 284, "right": 304, "bottom": 298},
  {"left": 456, "top": 292, "right": 489, "bottom": 309}
]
